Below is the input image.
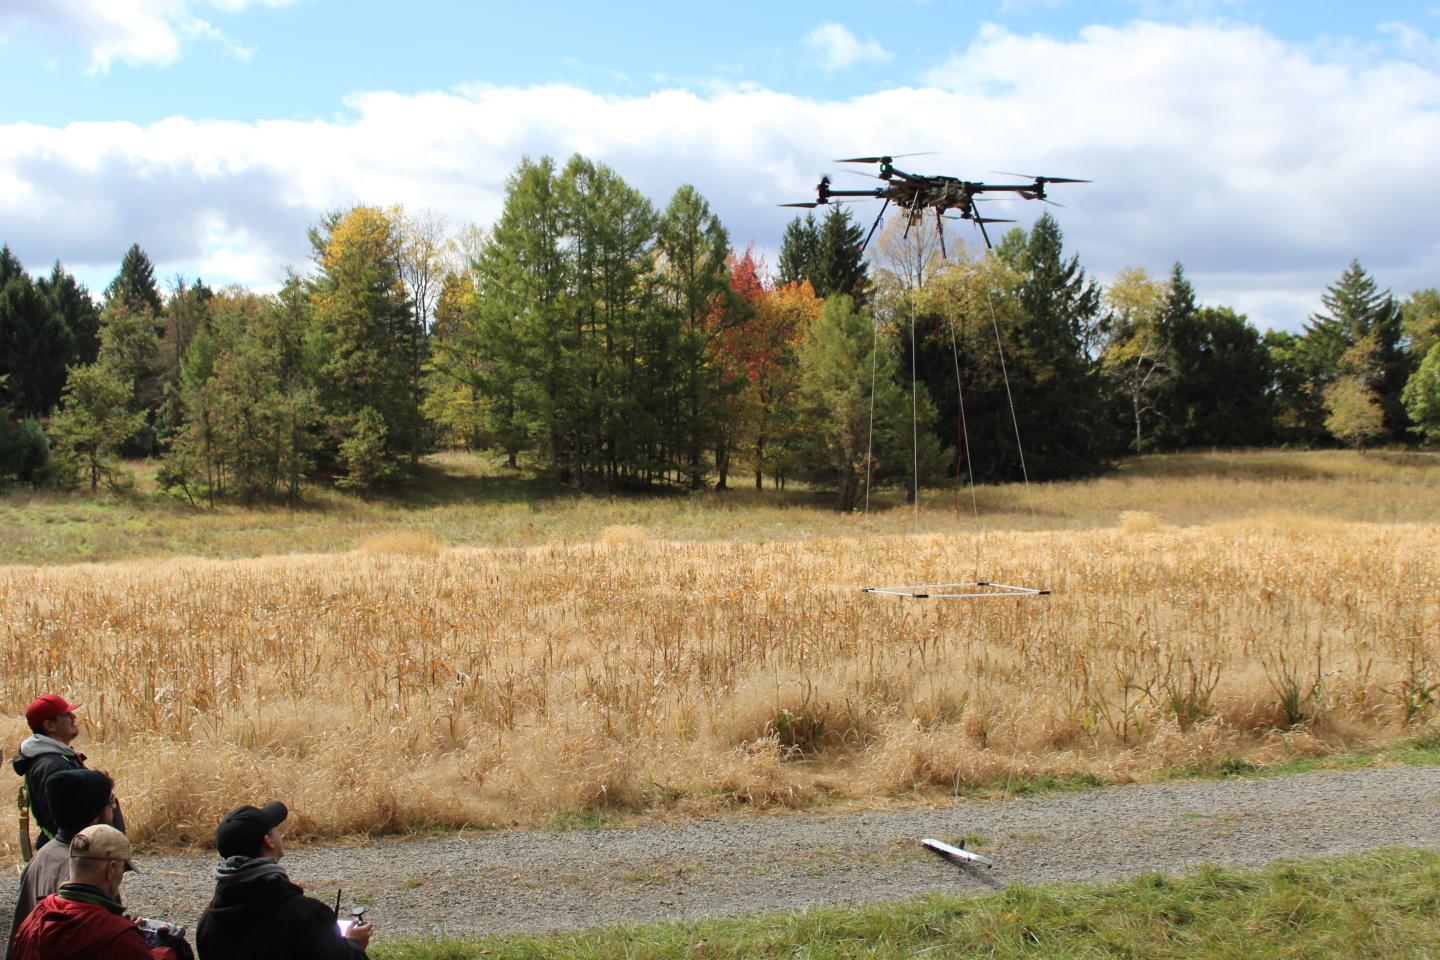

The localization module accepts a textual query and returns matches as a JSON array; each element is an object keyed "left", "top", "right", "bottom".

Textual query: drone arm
[{"left": 860, "top": 198, "right": 890, "bottom": 255}]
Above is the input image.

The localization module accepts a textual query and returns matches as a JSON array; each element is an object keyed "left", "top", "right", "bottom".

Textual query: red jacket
[{"left": 11, "top": 885, "right": 177, "bottom": 960}]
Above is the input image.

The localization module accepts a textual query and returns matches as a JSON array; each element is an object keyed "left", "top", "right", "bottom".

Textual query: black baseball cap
[{"left": 215, "top": 801, "right": 288, "bottom": 858}]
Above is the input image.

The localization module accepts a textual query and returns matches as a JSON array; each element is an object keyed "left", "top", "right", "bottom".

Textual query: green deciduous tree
[
  {"left": 1402, "top": 343, "right": 1440, "bottom": 444},
  {"left": 1401, "top": 289, "right": 1439, "bottom": 360},
  {"left": 48, "top": 361, "right": 144, "bottom": 490},
  {"left": 1100, "top": 266, "right": 1170, "bottom": 454},
  {"left": 1323, "top": 377, "right": 1385, "bottom": 451}
]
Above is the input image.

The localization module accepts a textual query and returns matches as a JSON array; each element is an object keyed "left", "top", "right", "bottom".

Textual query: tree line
[{"left": 2, "top": 153, "right": 1439, "bottom": 509}]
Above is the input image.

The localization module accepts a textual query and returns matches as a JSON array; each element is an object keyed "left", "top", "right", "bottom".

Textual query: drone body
[{"left": 782, "top": 154, "right": 1088, "bottom": 256}]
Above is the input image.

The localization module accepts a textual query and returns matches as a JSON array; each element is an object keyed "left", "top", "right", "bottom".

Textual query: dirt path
[{"left": 8, "top": 766, "right": 1440, "bottom": 942}]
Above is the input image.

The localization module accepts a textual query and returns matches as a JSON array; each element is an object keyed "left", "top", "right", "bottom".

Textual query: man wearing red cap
[{"left": 12, "top": 693, "right": 124, "bottom": 850}]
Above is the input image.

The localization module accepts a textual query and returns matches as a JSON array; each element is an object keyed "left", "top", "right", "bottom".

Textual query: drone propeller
[
  {"left": 780, "top": 202, "right": 820, "bottom": 208},
  {"left": 835, "top": 151, "right": 937, "bottom": 164},
  {"left": 993, "top": 171, "right": 1091, "bottom": 184}
]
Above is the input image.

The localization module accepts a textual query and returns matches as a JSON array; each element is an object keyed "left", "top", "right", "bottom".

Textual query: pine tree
[
  {"left": 1304, "top": 260, "right": 1410, "bottom": 441},
  {"left": 0, "top": 250, "right": 74, "bottom": 417},
  {"left": 777, "top": 213, "right": 820, "bottom": 288},
  {"left": 37, "top": 263, "right": 101, "bottom": 367},
  {"left": 308, "top": 206, "right": 417, "bottom": 479},
  {"left": 812, "top": 206, "right": 871, "bottom": 306},
  {"left": 1005, "top": 213, "right": 1111, "bottom": 478},
  {"left": 656, "top": 184, "right": 733, "bottom": 489},
  {"left": 104, "top": 244, "right": 164, "bottom": 319},
  {"left": 794, "top": 296, "right": 943, "bottom": 510}
]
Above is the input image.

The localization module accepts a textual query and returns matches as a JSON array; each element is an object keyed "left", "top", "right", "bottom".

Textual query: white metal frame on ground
[{"left": 863, "top": 581, "right": 1050, "bottom": 599}]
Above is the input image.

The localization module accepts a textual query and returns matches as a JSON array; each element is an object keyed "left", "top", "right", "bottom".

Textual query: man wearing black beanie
[
  {"left": 195, "top": 801, "right": 373, "bottom": 959},
  {"left": 7, "top": 769, "right": 117, "bottom": 948}
]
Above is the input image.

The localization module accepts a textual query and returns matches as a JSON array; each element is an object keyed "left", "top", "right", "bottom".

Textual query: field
[{"left": 2, "top": 450, "right": 1438, "bottom": 851}]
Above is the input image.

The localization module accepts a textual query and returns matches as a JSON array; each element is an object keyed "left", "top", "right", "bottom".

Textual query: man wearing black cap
[
  {"left": 195, "top": 801, "right": 373, "bottom": 959},
  {"left": 12, "top": 692, "right": 125, "bottom": 849},
  {"left": 8, "top": 769, "right": 119, "bottom": 948}
]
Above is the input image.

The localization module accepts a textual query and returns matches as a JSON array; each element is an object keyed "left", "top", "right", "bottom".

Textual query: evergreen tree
[
  {"left": 1304, "top": 261, "right": 1410, "bottom": 441},
  {"left": 776, "top": 213, "right": 821, "bottom": 288},
  {"left": 37, "top": 262, "right": 101, "bottom": 367},
  {"left": 471, "top": 156, "right": 567, "bottom": 470},
  {"left": 794, "top": 296, "right": 943, "bottom": 510},
  {"left": 812, "top": 206, "right": 871, "bottom": 306},
  {"left": 1005, "top": 213, "right": 1111, "bottom": 477},
  {"left": 104, "top": 244, "right": 164, "bottom": 319},
  {"left": 656, "top": 184, "right": 734, "bottom": 489},
  {"left": 308, "top": 206, "right": 417, "bottom": 479},
  {"left": 0, "top": 250, "right": 74, "bottom": 417}
]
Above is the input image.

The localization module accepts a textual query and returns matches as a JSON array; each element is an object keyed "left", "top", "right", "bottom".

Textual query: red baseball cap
[{"left": 25, "top": 694, "right": 82, "bottom": 730}]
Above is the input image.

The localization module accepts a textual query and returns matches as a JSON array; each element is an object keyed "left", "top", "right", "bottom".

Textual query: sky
[{"left": 2, "top": 0, "right": 1438, "bottom": 331}]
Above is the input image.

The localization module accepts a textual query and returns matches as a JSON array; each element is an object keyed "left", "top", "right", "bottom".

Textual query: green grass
[
  {"left": 369, "top": 848, "right": 1440, "bottom": 959},
  {"left": 4, "top": 448, "right": 1438, "bottom": 566}
]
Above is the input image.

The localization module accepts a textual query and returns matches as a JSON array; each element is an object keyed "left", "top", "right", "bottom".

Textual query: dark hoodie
[
  {"left": 195, "top": 858, "right": 365, "bottom": 960},
  {"left": 11, "top": 884, "right": 176, "bottom": 960},
  {"left": 11, "top": 734, "right": 85, "bottom": 844}
]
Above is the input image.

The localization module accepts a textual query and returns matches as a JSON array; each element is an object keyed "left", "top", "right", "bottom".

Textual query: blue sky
[{"left": 2, "top": 0, "right": 1438, "bottom": 329}]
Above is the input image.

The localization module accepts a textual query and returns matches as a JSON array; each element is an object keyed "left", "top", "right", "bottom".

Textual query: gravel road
[{"left": 7, "top": 766, "right": 1440, "bottom": 943}]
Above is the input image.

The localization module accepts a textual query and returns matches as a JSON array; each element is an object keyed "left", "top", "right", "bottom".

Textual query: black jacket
[
  {"left": 12, "top": 736, "right": 83, "bottom": 843},
  {"left": 196, "top": 873, "right": 364, "bottom": 960}
]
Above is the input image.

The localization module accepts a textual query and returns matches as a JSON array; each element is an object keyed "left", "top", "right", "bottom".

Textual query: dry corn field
[{"left": 2, "top": 451, "right": 1439, "bottom": 851}]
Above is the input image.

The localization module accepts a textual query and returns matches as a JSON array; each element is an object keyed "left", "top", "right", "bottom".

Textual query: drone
[{"left": 782, "top": 153, "right": 1088, "bottom": 256}]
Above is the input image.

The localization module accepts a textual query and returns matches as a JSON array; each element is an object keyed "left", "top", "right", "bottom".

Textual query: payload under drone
[{"left": 782, "top": 153, "right": 1088, "bottom": 256}]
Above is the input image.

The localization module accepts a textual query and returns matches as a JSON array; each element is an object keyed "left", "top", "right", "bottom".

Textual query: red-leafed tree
[{"left": 710, "top": 248, "right": 820, "bottom": 489}]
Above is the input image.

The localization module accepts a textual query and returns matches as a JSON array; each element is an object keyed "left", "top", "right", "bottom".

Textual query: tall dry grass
[{"left": 2, "top": 501, "right": 1438, "bottom": 850}]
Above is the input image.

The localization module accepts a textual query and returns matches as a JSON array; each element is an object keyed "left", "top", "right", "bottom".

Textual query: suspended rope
[
  {"left": 861, "top": 218, "right": 1049, "bottom": 599},
  {"left": 863, "top": 302, "right": 879, "bottom": 515},
  {"left": 864, "top": 581, "right": 1049, "bottom": 598}
]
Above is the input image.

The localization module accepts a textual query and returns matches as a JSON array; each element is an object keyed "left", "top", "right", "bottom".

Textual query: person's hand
[{"left": 346, "top": 920, "right": 374, "bottom": 948}]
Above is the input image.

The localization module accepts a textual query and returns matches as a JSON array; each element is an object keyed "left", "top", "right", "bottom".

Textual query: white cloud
[
  {"left": 803, "top": 23, "right": 891, "bottom": 71},
  {"left": 1, "top": 20, "right": 1438, "bottom": 331},
  {"left": 0, "top": 0, "right": 296, "bottom": 72},
  {"left": 1380, "top": 20, "right": 1440, "bottom": 63}
]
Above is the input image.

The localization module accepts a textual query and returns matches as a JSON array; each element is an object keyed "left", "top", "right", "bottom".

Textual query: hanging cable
[
  {"left": 910, "top": 298, "right": 920, "bottom": 534},
  {"left": 982, "top": 269, "right": 1036, "bottom": 517},
  {"left": 863, "top": 305, "right": 879, "bottom": 515},
  {"left": 946, "top": 284, "right": 982, "bottom": 580}
]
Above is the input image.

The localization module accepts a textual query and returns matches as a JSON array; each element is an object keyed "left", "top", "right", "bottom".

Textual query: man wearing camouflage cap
[{"left": 11, "top": 824, "right": 184, "bottom": 959}]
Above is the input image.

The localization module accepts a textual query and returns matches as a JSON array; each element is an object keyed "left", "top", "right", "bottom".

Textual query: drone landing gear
[{"left": 860, "top": 198, "right": 889, "bottom": 255}]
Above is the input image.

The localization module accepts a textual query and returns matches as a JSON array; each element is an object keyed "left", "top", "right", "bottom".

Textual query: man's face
[
  {"left": 263, "top": 826, "right": 285, "bottom": 861},
  {"left": 101, "top": 859, "right": 126, "bottom": 900},
  {"left": 43, "top": 712, "right": 79, "bottom": 744},
  {"left": 100, "top": 793, "right": 118, "bottom": 827}
]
